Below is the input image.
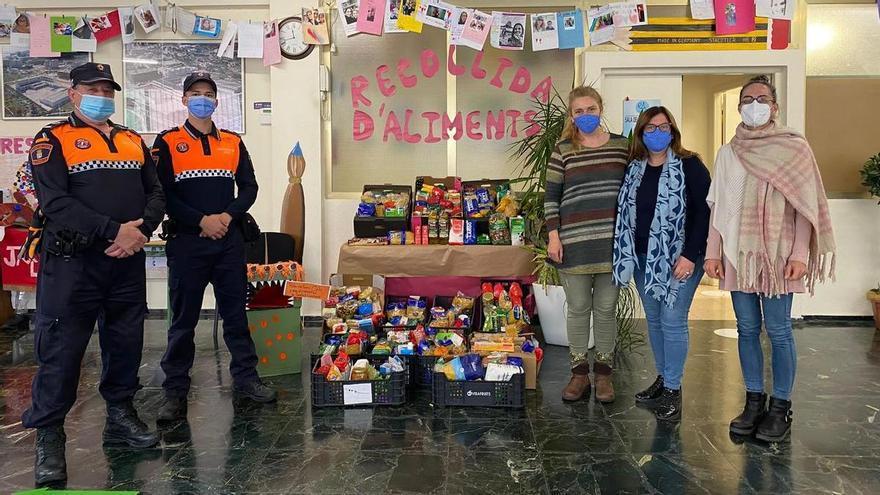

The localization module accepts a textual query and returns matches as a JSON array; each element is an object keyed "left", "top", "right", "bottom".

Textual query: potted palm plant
[
  {"left": 509, "top": 89, "right": 642, "bottom": 354},
  {"left": 860, "top": 152, "right": 880, "bottom": 329}
]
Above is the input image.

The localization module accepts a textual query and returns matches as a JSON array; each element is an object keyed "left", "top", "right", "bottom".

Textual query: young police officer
[
  {"left": 23, "top": 62, "right": 165, "bottom": 487},
  {"left": 152, "top": 72, "right": 275, "bottom": 423}
]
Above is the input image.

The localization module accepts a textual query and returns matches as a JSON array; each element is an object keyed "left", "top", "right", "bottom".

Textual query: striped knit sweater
[{"left": 544, "top": 136, "right": 629, "bottom": 274}]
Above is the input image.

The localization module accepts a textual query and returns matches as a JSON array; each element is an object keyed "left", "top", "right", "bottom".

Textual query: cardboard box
[
  {"left": 354, "top": 184, "right": 412, "bottom": 238},
  {"left": 469, "top": 332, "right": 541, "bottom": 390}
]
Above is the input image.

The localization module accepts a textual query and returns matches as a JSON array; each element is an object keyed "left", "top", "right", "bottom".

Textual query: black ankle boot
[
  {"left": 755, "top": 397, "right": 793, "bottom": 442},
  {"left": 729, "top": 391, "right": 767, "bottom": 435},
  {"left": 157, "top": 396, "right": 188, "bottom": 423},
  {"left": 654, "top": 388, "right": 682, "bottom": 421},
  {"left": 35, "top": 425, "right": 67, "bottom": 487},
  {"left": 635, "top": 375, "right": 664, "bottom": 403},
  {"left": 234, "top": 379, "right": 277, "bottom": 403},
  {"left": 104, "top": 402, "right": 159, "bottom": 448}
]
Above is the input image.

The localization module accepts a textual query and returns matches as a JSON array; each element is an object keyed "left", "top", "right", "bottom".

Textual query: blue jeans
[
  {"left": 634, "top": 256, "right": 703, "bottom": 390},
  {"left": 730, "top": 292, "right": 796, "bottom": 400}
]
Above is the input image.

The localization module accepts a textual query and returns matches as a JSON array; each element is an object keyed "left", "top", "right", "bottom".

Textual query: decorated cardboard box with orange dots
[{"left": 247, "top": 301, "right": 303, "bottom": 377}]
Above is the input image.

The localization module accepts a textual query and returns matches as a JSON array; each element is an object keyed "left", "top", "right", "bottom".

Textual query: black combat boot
[
  {"left": 635, "top": 375, "right": 665, "bottom": 403},
  {"left": 755, "top": 397, "right": 793, "bottom": 442},
  {"left": 157, "top": 395, "right": 188, "bottom": 423},
  {"left": 234, "top": 379, "right": 277, "bottom": 403},
  {"left": 35, "top": 425, "right": 67, "bottom": 487},
  {"left": 104, "top": 401, "right": 160, "bottom": 448},
  {"left": 654, "top": 388, "right": 682, "bottom": 421},
  {"left": 729, "top": 391, "right": 767, "bottom": 436}
]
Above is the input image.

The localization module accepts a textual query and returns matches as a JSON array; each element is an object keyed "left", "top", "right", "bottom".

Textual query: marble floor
[{"left": 0, "top": 317, "right": 879, "bottom": 494}]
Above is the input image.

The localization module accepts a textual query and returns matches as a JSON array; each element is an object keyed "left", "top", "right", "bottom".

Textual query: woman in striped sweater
[{"left": 545, "top": 86, "right": 629, "bottom": 403}]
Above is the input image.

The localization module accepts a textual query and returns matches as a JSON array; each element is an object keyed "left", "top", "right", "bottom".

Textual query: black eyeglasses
[
  {"left": 644, "top": 123, "right": 672, "bottom": 133},
  {"left": 740, "top": 95, "right": 774, "bottom": 105}
]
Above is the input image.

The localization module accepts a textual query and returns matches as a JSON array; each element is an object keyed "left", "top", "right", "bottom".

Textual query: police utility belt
[{"left": 160, "top": 213, "right": 261, "bottom": 243}]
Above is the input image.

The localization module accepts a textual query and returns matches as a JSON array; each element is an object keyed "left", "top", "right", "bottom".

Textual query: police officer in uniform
[
  {"left": 153, "top": 72, "right": 275, "bottom": 423},
  {"left": 23, "top": 63, "right": 165, "bottom": 487}
]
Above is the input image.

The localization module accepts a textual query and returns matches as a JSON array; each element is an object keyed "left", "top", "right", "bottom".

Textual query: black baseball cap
[
  {"left": 183, "top": 71, "right": 217, "bottom": 93},
  {"left": 70, "top": 62, "right": 121, "bottom": 90}
]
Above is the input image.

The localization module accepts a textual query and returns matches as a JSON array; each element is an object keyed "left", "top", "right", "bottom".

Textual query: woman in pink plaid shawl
[{"left": 705, "top": 76, "right": 835, "bottom": 443}]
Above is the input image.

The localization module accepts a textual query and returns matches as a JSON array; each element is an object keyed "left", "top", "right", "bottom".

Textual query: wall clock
[{"left": 278, "top": 16, "right": 315, "bottom": 60}]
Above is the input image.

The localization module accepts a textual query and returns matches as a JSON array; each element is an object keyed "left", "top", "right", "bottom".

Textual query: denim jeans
[
  {"left": 634, "top": 256, "right": 704, "bottom": 390},
  {"left": 730, "top": 292, "right": 796, "bottom": 400}
]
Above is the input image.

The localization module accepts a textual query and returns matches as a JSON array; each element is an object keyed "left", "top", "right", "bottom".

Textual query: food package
[
  {"left": 388, "top": 231, "right": 416, "bottom": 245},
  {"left": 485, "top": 362, "right": 523, "bottom": 381},
  {"left": 509, "top": 216, "right": 525, "bottom": 246},
  {"left": 464, "top": 220, "right": 477, "bottom": 245},
  {"left": 449, "top": 218, "right": 464, "bottom": 245},
  {"left": 350, "top": 359, "right": 373, "bottom": 381},
  {"left": 489, "top": 213, "right": 511, "bottom": 245}
]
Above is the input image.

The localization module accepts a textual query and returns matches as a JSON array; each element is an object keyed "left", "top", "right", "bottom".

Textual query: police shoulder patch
[{"left": 30, "top": 143, "right": 54, "bottom": 166}]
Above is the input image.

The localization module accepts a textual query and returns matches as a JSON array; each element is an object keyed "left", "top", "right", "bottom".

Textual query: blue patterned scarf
[{"left": 612, "top": 150, "right": 687, "bottom": 307}]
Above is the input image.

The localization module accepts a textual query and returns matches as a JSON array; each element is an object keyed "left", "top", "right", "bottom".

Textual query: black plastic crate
[
  {"left": 354, "top": 184, "right": 412, "bottom": 238},
  {"left": 432, "top": 372, "right": 525, "bottom": 408},
  {"left": 310, "top": 354, "right": 407, "bottom": 407}
]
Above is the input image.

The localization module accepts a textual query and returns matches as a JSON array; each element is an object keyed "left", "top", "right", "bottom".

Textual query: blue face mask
[
  {"left": 77, "top": 94, "right": 115, "bottom": 122},
  {"left": 643, "top": 129, "right": 673, "bottom": 153},
  {"left": 574, "top": 114, "right": 601, "bottom": 134},
  {"left": 187, "top": 96, "right": 217, "bottom": 119}
]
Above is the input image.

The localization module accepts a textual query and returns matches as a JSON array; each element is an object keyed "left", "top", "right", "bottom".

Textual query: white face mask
[{"left": 741, "top": 101, "right": 772, "bottom": 128}]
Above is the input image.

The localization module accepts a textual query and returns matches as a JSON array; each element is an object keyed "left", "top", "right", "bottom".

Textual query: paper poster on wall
[
  {"left": 194, "top": 16, "right": 222, "bottom": 37},
  {"left": 587, "top": 6, "right": 616, "bottom": 46},
  {"left": 531, "top": 13, "right": 559, "bottom": 51},
  {"left": 611, "top": 2, "right": 648, "bottom": 27},
  {"left": 689, "top": 0, "right": 715, "bottom": 19},
  {"left": 218, "top": 21, "right": 237, "bottom": 58},
  {"left": 357, "top": 0, "right": 386, "bottom": 35},
  {"left": 118, "top": 8, "right": 136, "bottom": 44},
  {"left": 756, "top": 0, "right": 795, "bottom": 21},
  {"left": 714, "top": 0, "right": 756, "bottom": 35},
  {"left": 384, "top": 0, "right": 405, "bottom": 34},
  {"left": 455, "top": 9, "right": 490, "bottom": 50},
  {"left": 302, "top": 8, "right": 330, "bottom": 44},
  {"left": 623, "top": 98, "right": 661, "bottom": 138},
  {"left": 123, "top": 41, "right": 244, "bottom": 133},
  {"left": 0, "top": 7, "right": 17, "bottom": 41},
  {"left": 134, "top": 3, "right": 160, "bottom": 34},
  {"left": 176, "top": 7, "right": 197, "bottom": 34},
  {"left": 0, "top": 137, "right": 33, "bottom": 199},
  {"left": 397, "top": 0, "right": 423, "bottom": 33},
  {"left": 448, "top": 7, "right": 468, "bottom": 40},
  {"left": 556, "top": 10, "right": 585, "bottom": 49},
  {"left": 340, "top": 0, "right": 360, "bottom": 36},
  {"left": 28, "top": 15, "right": 59, "bottom": 58},
  {"left": 50, "top": 16, "right": 75, "bottom": 53},
  {"left": 90, "top": 10, "right": 121, "bottom": 43},
  {"left": 416, "top": 0, "right": 452, "bottom": 30},
  {"left": 1, "top": 47, "right": 90, "bottom": 119},
  {"left": 490, "top": 12, "right": 526, "bottom": 50},
  {"left": 71, "top": 16, "right": 97, "bottom": 52},
  {"left": 237, "top": 22, "right": 264, "bottom": 58},
  {"left": 262, "top": 20, "right": 281, "bottom": 66}
]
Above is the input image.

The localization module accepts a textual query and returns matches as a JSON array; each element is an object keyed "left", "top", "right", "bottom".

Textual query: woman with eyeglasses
[
  {"left": 546, "top": 86, "right": 629, "bottom": 403},
  {"left": 705, "top": 75, "right": 836, "bottom": 442},
  {"left": 612, "top": 107, "right": 711, "bottom": 421}
]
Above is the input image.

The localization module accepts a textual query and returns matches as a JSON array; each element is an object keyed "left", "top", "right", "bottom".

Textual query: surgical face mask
[
  {"left": 186, "top": 95, "right": 217, "bottom": 119},
  {"left": 740, "top": 101, "right": 772, "bottom": 128},
  {"left": 77, "top": 93, "right": 115, "bottom": 122},
  {"left": 643, "top": 129, "right": 672, "bottom": 153},
  {"left": 574, "top": 114, "right": 601, "bottom": 134}
]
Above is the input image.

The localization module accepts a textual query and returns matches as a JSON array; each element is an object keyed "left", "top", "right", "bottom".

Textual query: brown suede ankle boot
[
  {"left": 593, "top": 362, "right": 615, "bottom": 403},
  {"left": 562, "top": 364, "right": 591, "bottom": 402}
]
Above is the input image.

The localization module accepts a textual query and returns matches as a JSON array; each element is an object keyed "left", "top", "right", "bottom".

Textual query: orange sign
[{"left": 283, "top": 281, "right": 331, "bottom": 300}]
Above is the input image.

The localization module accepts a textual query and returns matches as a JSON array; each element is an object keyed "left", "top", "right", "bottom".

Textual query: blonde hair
[{"left": 561, "top": 86, "right": 604, "bottom": 146}]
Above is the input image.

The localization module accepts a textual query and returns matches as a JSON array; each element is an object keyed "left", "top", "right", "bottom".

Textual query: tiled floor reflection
[{"left": 1, "top": 318, "right": 878, "bottom": 494}]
